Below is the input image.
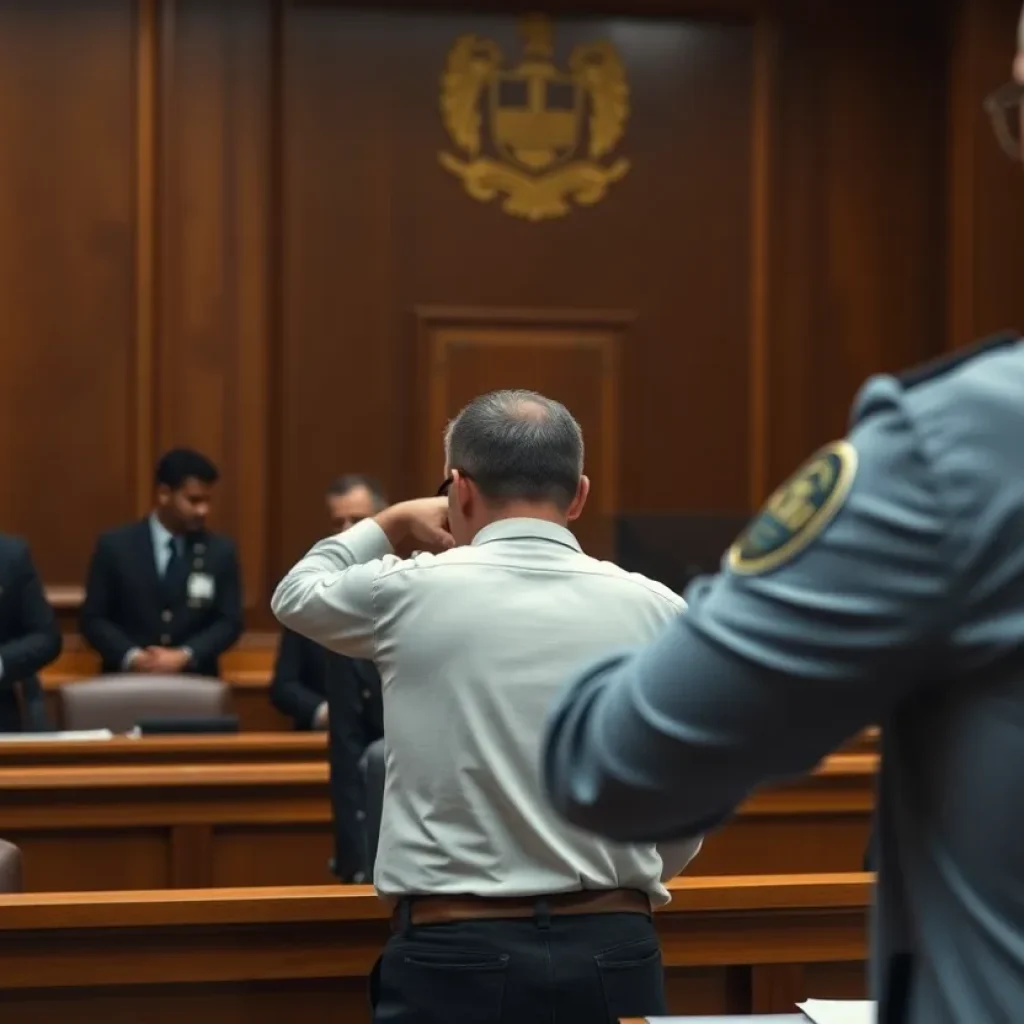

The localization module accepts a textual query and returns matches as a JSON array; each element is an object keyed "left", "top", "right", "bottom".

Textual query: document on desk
[
  {"left": 797, "top": 999, "right": 876, "bottom": 1024},
  {"left": 0, "top": 730, "right": 114, "bottom": 742}
]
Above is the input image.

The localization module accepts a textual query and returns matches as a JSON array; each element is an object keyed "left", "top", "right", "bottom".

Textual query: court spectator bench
[
  {"left": 0, "top": 873, "right": 869, "bottom": 1021},
  {"left": 59, "top": 676, "right": 230, "bottom": 733},
  {"left": 0, "top": 753, "right": 876, "bottom": 891}
]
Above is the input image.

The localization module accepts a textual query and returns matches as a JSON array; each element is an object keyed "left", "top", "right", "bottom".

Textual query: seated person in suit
[
  {"left": 270, "top": 474, "right": 385, "bottom": 881},
  {"left": 80, "top": 448, "right": 243, "bottom": 678},
  {"left": 270, "top": 474, "right": 387, "bottom": 730},
  {"left": 0, "top": 535, "right": 61, "bottom": 732}
]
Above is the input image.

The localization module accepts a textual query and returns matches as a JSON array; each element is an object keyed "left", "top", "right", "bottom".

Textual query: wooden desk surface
[
  {"left": 0, "top": 754, "right": 876, "bottom": 891},
  {"left": 0, "top": 874, "right": 870, "bottom": 1020},
  {"left": 0, "top": 732, "right": 326, "bottom": 767}
]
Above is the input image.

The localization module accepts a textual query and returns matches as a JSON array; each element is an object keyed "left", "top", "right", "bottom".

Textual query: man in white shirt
[{"left": 272, "top": 389, "right": 700, "bottom": 1024}]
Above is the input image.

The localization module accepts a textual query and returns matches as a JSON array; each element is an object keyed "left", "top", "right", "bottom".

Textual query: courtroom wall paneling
[
  {"left": 154, "top": 0, "right": 274, "bottom": 613},
  {"left": 0, "top": 0, "right": 137, "bottom": 588},
  {"left": 0, "top": 0, "right": 960, "bottom": 627},
  {"left": 279, "top": 7, "right": 758, "bottom": 567},
  {"left": 948, "top": 0, "right": 1024, "bottom": 348}
]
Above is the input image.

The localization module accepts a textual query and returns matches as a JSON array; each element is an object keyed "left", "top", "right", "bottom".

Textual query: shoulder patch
[{"left": 727, "top": 440, "right": 858, "bottom": 576}]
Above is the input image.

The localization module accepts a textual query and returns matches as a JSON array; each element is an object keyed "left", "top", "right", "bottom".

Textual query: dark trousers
[{"left": 371, "top": 902, "right": 666, "bottom": 1024}]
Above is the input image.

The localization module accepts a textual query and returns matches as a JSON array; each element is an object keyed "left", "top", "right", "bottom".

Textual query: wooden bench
[
  {"left": 0, "top": 733, "right": 326, "bottom": 768},
  {"left": 0, "top": 873, "right": 870, "bottom": 1021},
  {"left": 0, "top": 754, "right": 875, "bottom": 891}
]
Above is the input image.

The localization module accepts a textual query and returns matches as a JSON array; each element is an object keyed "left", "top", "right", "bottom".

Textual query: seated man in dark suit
[
  {"left": 80, "top": 449, "right": 243, "bottom": 678},
  {"left": 0, "top": 535, "right": 62, "bottom": 732},
  {"left": 270, "top": 475, "right": 386, "bottom": 730},
  {"left": 269, "top": 474, "right": 385, "bottom": 880}
]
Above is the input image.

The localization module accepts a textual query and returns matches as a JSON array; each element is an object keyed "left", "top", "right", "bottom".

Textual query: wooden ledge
[
  {"left": 0, "top": 760, "right": 329, "bottom": 790},
  {"left": 0, "top": 873, "right": 873, "bottom": 931},
  {"left": 0, "top": 732, "right": 326, "bottom": 767}
]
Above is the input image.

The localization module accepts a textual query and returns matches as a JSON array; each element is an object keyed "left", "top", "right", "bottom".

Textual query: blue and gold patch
[{"left": 728, "top": 440, "right": 858, "bottom": 576}]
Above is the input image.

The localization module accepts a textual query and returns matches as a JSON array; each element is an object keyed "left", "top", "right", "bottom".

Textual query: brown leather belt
[{"left": 393, "top": 888, "right": 651, "bottom": 928}]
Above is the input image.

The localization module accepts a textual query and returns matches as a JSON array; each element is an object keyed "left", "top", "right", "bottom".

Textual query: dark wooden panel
[
  {"left": 0, "top": 875, "right": 869, "bottom": 1021},
  {"left": 280, "top": 6, "right": 756, "bottom": 575},
  {"left": 157, "top": 0, "right": 273, "bottom": 613},
  {"left": 416, "top": 306, "right": 626, "bottom": 557},
  {"left": 0, "top": 0, "right": 962, "bottom": 623},
  {"left": 949, "top": 0, "right": 1024, "bottom": 347},
  {"left": 0, "top": 754, "right": 874, "bottom": 891},
  {"left": 0, "top": 0, "right": 136, "bottom": 585}
]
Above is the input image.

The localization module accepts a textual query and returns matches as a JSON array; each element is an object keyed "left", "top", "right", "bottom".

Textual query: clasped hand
[{"left": 376, "top": 497, "right": 455, "bottom": 557}]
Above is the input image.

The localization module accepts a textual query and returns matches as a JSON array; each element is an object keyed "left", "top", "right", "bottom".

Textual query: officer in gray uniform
[{"left": 544, "top": 332, "right": 1024, "bottom": 1023}]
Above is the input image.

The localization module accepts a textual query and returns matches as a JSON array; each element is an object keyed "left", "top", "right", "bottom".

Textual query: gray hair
[{"left": 444, "top": 390, "right": 584, "bottom": 508}]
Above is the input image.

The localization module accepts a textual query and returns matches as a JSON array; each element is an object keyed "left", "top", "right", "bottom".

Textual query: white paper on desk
[
  {"left": 0, "top": 730, "right": 114, "bottom": 742},
  {"left": 797, "top": 999, "right": 876, "bottom": 1024}
]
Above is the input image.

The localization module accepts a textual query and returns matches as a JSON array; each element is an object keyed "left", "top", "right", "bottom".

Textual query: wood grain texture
[
  {"left": 0, "top": 753, "right": 875, "bottom": 890},
  {"left": 0, "top": 0, "right": 995, "bottom": 626},
  {"left": 0, "top": 874, "right": 869, "bottom": 1019}
]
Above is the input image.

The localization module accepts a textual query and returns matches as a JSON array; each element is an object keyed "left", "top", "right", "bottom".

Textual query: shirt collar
[
  {"left": 470, "top": 518, "right": 582, "bottom": 553},
  {"left": 149, "top": 513, "right": 178, "bottom": 552}
]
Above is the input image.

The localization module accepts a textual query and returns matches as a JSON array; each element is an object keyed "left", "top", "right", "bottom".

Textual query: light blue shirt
[{"left": 149, "top": 514, "right": 182, "bottom": 577}]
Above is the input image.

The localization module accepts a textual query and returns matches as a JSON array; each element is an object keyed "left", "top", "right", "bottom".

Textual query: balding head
[
  {"left": 444, "top": 389, "right": 584, "bottom": 509},
  {"left": 441, "top": 389, "right": 590, "bottom": 542}
]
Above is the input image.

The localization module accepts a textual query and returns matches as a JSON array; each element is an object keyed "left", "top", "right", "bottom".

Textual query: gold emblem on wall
[{"left": 438, "top": 14, "right": 630, "bottom": 221}]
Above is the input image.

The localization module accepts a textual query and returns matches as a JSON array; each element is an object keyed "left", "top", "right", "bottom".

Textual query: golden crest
[{"left": 438, "top": 14, "right": 630, "bottom": 221}]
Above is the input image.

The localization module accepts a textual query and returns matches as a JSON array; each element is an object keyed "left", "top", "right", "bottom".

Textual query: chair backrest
[
  {"left": 0, "top": 840, "right": 23, "bottom": 893},
  {"left": 360, "top": 738, "right": 386, "bottom": 878},
  {"left": 59, "top": 675, "right": 230, "bottom": 733}
]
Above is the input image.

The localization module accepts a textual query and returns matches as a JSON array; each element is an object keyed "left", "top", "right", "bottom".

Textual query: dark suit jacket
[
  {"left": 80, "top": 519, "right": 243, "bottom": 677},
  {"left": 329, "top": 651, "right": 384, "bottom": 882},
  {"left": 0, "top": 535, "right": 62, "bottom": 732},
  {"left": 271, "top": 629, "right": 383, "bottom": 881},
  {"left": 269, "top": 628, "right": 330, "bottom": 729}
]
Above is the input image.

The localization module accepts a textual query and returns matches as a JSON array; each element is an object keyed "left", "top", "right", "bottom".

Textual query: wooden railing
[
  {"left": 0, "top": 873, "right": 871, "bottom": 1021},
  {"left": 0, "top": 753, "right": 876, "bottom": 891}
]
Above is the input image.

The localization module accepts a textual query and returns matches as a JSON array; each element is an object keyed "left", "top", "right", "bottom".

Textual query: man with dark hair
[
  {"left": 0, "top": 535, "right": 62, "bottom": 732},
  {"left": 81, "top": 448, "right": 243, "bottom": 677},
  {"left": 272, "top": 390, "right": 701, "bottom": 1024},
  {"left": 325, "top": 474, "right": 388, "bottom": 532},
  {"left": 270, "top": 474, "right": 385, "bottom": 883}
]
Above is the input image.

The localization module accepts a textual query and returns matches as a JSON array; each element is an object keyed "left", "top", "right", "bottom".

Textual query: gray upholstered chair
[
  {"left": 0, "top": 840, "right": 23, "bottom": 893},
  {"left": 58, "top": 675, "right": 230, "bottom": 733}
]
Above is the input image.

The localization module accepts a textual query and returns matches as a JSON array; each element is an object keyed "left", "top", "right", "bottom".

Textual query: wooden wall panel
[
  {"left": 0, "top": 0, "right": 1009, "bottom": 628},
  {"left": 949, "top": 0, "right": 1024, "bottom": 348},
  {"left": 415, "top": 306, "right": 625, "bottom": 556},
  {"left": 0, "top": 0, "right": 136, "bottom": 587},
  {"left": 156, "top": 0, "right": 273, "bottom": 610},
  {"left": 279, "top": 8, "right": 757, "bottom": 573}
]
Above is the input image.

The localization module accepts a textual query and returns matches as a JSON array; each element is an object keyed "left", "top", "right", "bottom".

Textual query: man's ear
[
  {"left": 451, "top": 470, "right": 475, "bottom": 517},
  {"left": 566, "top": 476, "right": 590, "bottom": 522}
]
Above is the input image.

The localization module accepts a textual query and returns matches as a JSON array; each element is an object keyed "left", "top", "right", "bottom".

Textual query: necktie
[{"left": 165, "top": 536, "right": 180, "bottom": 578}]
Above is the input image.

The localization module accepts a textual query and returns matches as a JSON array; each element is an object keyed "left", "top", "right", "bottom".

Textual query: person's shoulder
[
  {"left": 197, "top": 531, "right": 237, "bottom": 556},
  {"left": 95, "top": 520, "right": 144, "bottom": 549},
  {"left": 573, "top": 554, "right": 686, "bottom": 612}
]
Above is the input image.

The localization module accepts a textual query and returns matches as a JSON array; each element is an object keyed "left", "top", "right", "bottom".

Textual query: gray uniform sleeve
[{"left": 543, "top": 381, "right": 957, "bottom": 842}]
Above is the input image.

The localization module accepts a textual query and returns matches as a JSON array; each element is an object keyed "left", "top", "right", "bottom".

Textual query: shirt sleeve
[
  {"left": 543, "top": 382, "right": 958, "bottom": 843},
  {"left": 270, "top": 519, "right": 404, "bottom": 661}
]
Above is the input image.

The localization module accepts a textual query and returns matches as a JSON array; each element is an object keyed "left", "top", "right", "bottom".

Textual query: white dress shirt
[{"left": 272, "top": 517, "right": 700, "bottom": 905}]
